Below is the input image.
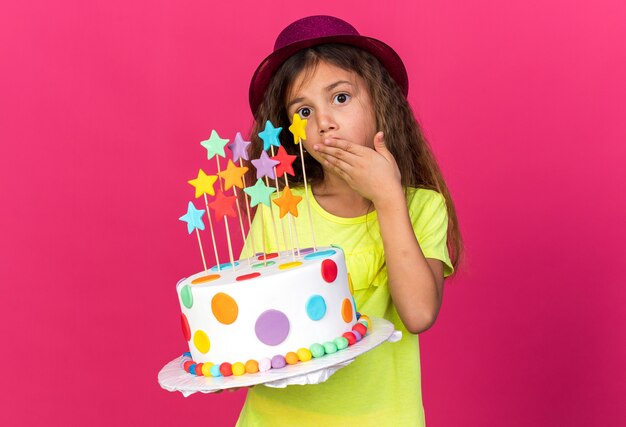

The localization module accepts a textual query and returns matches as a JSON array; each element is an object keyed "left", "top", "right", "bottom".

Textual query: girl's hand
[{"left": 313, "top": 131, "right": 402, "bottom": 204}]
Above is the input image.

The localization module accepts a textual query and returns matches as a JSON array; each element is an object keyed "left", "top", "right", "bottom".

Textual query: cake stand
[{"left": 158, "top": 317, "right": 401, "bottom": 397}]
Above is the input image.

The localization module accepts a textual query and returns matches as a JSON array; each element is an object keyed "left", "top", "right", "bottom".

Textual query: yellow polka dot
[
  {"left": 211, "top": 292, "right": 238, "bottom": 324},
  {"left": 232, "top": 362, "right": 246, "bottom": 376},
  {"left": 348, "top": 273, "right": 354, "bottom": 295},
  {"left": 278, "top": 261, "right": 303, "bottom": 270},
  {"left": 341, "top": 298, "right": 353, "bottom": 323},
  {"left": 193, "top": 330, "right": 210, "bottom": 353}
]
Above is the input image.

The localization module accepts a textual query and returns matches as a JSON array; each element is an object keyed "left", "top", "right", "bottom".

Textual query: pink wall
[{"left": 1, "top": 0, "right": 624, "bottom": 425}]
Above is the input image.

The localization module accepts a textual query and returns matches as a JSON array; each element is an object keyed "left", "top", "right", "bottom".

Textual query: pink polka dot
[
  {"left": 236, "top": 272, "right": 261, "bottom": 281},
  {"left": 321, "top": 259, "right": 338, "bottom": 283},
  {"left": 181, "top": 314, "right": 190, "bottom": 341}
]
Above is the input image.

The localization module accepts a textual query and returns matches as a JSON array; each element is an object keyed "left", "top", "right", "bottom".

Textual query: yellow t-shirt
[{"left": 236, "top": 186, "right": 453, "bottom": 427}]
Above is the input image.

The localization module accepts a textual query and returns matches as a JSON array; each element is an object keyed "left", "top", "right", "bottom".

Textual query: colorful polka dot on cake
[
  {"left": 342, "top": 298, "right": 353, "bottom": 322},
  {"left": 255, "top": 309, "right": 290, "bottom": 346},
  {"left": 321, "top": 259, "right": 338, "bottom": 282},
  {"left": 211, "top": 292, "right": 239, "bottom": 324},
  {"left": 181, "top": 314, "right": 191, "bottom": 341},
  {"left": 193, "top": 330, "right": 210, "bottom": 353},
  {"left": 180, "top": 285, "right": 193, "bottom": 308},
  {"left": 306, "top": 295, "right": 327, "bottom": 320}
]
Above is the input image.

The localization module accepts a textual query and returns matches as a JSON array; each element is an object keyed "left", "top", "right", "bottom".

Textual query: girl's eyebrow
[{"left": 287, "top": 80, "right": 354, "bottom": 109}]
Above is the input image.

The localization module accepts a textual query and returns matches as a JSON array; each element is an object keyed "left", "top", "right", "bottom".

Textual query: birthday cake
[
  {"left": 177, "top": 247, "right": 370, "bottom": 377},
  {"left": 174, "top": 122, "right": 370, "bottom": 378}
]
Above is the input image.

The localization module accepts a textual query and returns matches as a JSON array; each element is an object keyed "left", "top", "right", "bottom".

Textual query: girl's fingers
[{"left": 313, "top": 143, "right": 358, "bottom": 167}]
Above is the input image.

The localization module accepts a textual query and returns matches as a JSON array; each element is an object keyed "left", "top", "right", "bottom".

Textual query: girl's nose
[{"left": 316, "top": 110, "right": 337, "bottom": 135}]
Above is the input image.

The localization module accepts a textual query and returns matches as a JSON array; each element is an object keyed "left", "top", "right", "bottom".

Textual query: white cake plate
[{"left": 158, "top": 317, "right": 401, "bottom": 397}]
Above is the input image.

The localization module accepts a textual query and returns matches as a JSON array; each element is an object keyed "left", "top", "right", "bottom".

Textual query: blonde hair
[{"left": 246, "top": 44, "right": 463, "bottom": 274}]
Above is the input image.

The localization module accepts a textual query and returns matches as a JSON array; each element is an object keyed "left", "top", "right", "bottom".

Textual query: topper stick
[
  {"left": 239, "top": 159, "right": 257, "bottom": 257},
  {"left": 284, "top": 174, "right": 301, "bottom": 257},
  {"left": 195, "top": 228, "right": 208, "bottom": 271},
  {"left": 270, "top": 146, "right": 290, "bottom": 256},
  {"left": 223, "top": 215, "right": 235, "bottom": 268},
  {"left": 298, "top": 138, "right": 316, "bottom": 251},
  {"left": 216, "top": 158, "right": 223, "bottom": 192},
  {"left": 265, "top": 176, "right": 281, "bottom": 256},
  {"left": 203, "top": 194, "right": 221, "bottom": 271},
  {"left": 260, "top": 205, "right": 267, "bottom": 266},
  {"left": 233, "top": 187, "right": 251, "bottom": 266}
]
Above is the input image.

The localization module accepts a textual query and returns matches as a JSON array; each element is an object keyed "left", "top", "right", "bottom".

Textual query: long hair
[{"left": 246, "top": 44, "right": 463, "bottom": 274}]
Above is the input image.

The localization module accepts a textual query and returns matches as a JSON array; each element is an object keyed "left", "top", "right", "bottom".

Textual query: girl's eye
[
  {"left": 333, "top": 93, "right": 350, "bottom": 104},
  {"left": 297, "top": 107, "right": 311, "bottom": 118}
]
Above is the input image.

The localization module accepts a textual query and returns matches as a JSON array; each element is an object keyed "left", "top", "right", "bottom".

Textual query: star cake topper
[
  {"left": 244, "top": 178, "right": 276, "bottom": 207},
  {"left": 228, "top": 132, "right": 252, "bottom": 162},
  {"left": 258, "top": 120, "right": 282, "bottom": 151},
  {"left": 179, "top": 201, "right": 206, "bottom": 234},
  {"left": 208, "top": 189, "right": 238, "bottom": 221},
  {"left": 288, "top": 113, "right": 307, "bottom": 144},
  {"left": 272, "top": 186, "right": 302, "bottom": 218},
  {"left": 200, "top": 130, "right": 229, "bottom": 159},
  {"left": 218, "top": 159, "right": 249, "bottom": 190},
  {"left": 271, "top": 146, "right": 297, "bottom": 177},
  {"left": 251, "top": 151, "right": 280, "bottom": 180},
  {"left": 188, "top": 169, "right": 218, "bottom": 198}
]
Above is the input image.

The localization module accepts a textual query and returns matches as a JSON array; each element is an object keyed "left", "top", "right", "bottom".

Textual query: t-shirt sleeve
[{"left": 408, "top": 189, "right": 454, "bottom": 277}]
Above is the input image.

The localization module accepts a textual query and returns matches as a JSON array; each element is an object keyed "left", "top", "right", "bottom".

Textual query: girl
[{"left": 239, "top": 15, "right": 462, "bottom": 426}]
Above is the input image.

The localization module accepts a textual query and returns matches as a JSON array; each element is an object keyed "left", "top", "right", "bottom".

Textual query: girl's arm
[{"left": 314, "top": 132, "right": 444, "bottom": 334}]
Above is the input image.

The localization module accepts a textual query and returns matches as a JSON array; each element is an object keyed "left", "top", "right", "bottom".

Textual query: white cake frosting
[{"left": 177, "top": 247, "right": 357, "bottom": 365}]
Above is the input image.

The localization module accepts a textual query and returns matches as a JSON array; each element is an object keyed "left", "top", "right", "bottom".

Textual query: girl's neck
[{"left": 311, "top": 174, "right": 373, "bottom": 218}]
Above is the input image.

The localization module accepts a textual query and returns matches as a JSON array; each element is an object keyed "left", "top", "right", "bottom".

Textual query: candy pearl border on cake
[{"left": 181, "top": 314, "right": 370, "bottom": 377}]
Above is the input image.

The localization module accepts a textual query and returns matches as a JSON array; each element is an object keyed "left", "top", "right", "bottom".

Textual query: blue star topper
[
  {"left": 179, "top": 201, "right": 206, "bottom": 234},
  {"left": 258, "top": 120, "right": 282, "bottom": 151}
]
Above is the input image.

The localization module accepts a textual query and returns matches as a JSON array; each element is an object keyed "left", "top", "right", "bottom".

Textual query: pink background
[{"left": 1, "top": 0, "right": 624, "bottom": 425}]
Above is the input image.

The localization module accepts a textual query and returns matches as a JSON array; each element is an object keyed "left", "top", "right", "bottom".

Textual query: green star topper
[{"left": 200, "top": 130, "right": 229, "bottom": 159}]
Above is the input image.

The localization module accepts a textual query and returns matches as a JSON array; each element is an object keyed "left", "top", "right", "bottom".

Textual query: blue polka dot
[
  {"left": 306, "top": 295, "right": 327, "bottom": 321},
  {"left": 182, "top": 352, "right": 192, "bottom": 358},
  {"left": 303, "top": 250, "right": 336, "bottom": 260},
  {"left": 189, "top": 364, "right": 197, "bottom": 374},
  {"left": 211, "top": 261, "right": 239, "bottom": 271}
]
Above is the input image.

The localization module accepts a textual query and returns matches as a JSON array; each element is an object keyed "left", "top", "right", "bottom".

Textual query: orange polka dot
[
  {"left": 192, "top": 274, "right": 220, "bottom": 284},
  {"left": 211, "top": 292, "right": 239, "bottom": 324},
  {"left": 341, "top": 298, "right": 353, "bottom": 323}
]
